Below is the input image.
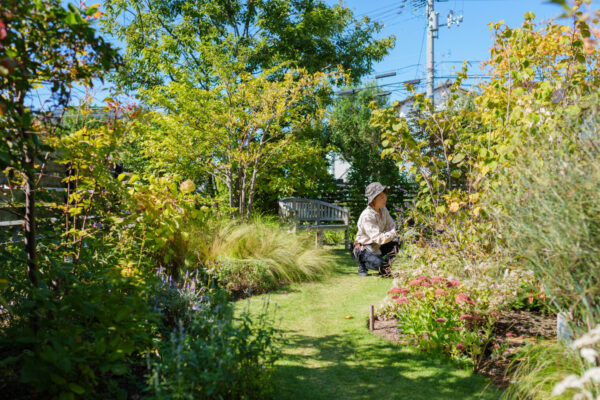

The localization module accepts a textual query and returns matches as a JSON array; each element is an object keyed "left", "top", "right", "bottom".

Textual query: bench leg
[{"left": 315, "top": 231, "right": 323, "bottom": 248}]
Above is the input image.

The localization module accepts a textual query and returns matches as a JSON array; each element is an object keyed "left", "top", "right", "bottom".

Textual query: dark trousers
[{"left": 355, "top": 241, "right": 399, "bottom": 274}]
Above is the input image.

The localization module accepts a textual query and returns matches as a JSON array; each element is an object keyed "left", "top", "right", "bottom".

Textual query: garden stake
[{"left": 369, "top": 305, "right": 374, "bottom": 331}]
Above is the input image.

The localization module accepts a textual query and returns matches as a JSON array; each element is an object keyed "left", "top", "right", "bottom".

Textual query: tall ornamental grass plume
[
  {"left": 490, "top": 115, "right": 600, "bottom": 331},
  {"left": 207, "top": 217, "right": 334, "bottom": 294},
  {"left": 502, "top": 341, "right": 586, "bottom": 400},
  {"left": 552, "top": 325, "right": 600, "bottom": 400}
]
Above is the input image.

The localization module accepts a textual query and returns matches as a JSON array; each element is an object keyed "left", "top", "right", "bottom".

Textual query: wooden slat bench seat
[{"left": 278, "top": 197, "right": 350, "bottom": 249}]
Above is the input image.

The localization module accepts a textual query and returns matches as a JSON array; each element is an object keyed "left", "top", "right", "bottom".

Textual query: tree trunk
[
  {"left": 226, "top": 170, "right": 233, "bottom": 209},
  {"left": 246, "top": 161, "right": 260, "bottom": 221},
  {"left": 239, "top": 166, "right": 247, "bottom": 220},
  {"left": 23, "top": 167, "right": 38, "bottom": 288},
  {"left": 16, "top": 87, "right": 39, "bottom": 288},
  {"left": 235, "top": 163, "right": 244, "bottom": 216}
]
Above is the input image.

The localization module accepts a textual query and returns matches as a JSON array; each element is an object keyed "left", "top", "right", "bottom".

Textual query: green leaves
[
  {"left": 102, "top": 0, "right": 393, "bottom": 90},
  {"left": 452, "top": 153, "right": 465, "bottom": 164}
]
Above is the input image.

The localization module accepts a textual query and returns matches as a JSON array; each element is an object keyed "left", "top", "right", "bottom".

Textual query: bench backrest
[{"left": 279, "top": 197, "right": 349, "bottom": 224}]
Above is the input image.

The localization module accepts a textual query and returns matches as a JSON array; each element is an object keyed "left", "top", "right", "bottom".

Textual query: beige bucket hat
[{"left": 365, "top": 182, "right": 389, "bottom": 205}]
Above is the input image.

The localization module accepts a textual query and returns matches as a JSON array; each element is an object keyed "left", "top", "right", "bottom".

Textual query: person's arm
[{"left": 360, "top": 211, "right": 396, "bottom": 245}]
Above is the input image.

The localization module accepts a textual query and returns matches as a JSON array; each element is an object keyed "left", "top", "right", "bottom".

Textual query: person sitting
[{"left": 353, "top": 182, "right": 399, "bottom": 277}]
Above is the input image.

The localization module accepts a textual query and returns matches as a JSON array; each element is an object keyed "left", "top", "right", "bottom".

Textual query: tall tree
[
  {"left": 102, "top": 0, "right": 395, "bottom": 90},
  {"left": 128, "top": 50, "right": 336, "bottom": 219}
]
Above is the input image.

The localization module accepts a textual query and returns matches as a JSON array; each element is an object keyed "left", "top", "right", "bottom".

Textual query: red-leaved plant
[{"left": 387, "top": 275, "right": 498, "bottom": 371}]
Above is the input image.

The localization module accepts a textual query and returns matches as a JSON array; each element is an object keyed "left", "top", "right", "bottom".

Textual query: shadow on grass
[
  {"left": 272, "top": 330, "right": 500, "bottom": 400},
  {"left": 327, "top": 247, "right": 358, "bottom": 275}
]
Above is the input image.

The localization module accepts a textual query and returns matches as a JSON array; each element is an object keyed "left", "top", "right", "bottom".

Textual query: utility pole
[
  {"left": 421, "top": 0, "right": 462, "bottom": 105},
  {"left": 426, "top": 0, "right": 438, "bottom": 103}
]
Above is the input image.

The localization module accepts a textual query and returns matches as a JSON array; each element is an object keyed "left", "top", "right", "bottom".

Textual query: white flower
[
  {"left": 553, "top": 374, "right": 583, "bottom": 396},
  {"left": 582, "top": 367, "right": 600, "bottom": 384},
  {"left": 572, "top": 326, "right": 600, "bottom": 349},
  {"left": 581, "top": 348, "right": 599, "bottom": 364},
  {"left": 572, "top": 391, "right": 593, "bottom": 400}
]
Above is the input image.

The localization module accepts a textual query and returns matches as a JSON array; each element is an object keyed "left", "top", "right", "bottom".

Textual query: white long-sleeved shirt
[{"left": 355, "top": 206, "right": 397, "bottom": 255}]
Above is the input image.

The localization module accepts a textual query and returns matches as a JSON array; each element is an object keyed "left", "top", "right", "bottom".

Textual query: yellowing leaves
[
  {"left": 449, "top": 202, "right": 460, "bottom": 213},
  {"left": 179, "top": 179, "right": 196, "bottom": 194}
]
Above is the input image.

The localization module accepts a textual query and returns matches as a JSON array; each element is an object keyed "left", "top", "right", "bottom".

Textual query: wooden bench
[{"left": 278, "top": 197, "right": 350, "bottom": 249}]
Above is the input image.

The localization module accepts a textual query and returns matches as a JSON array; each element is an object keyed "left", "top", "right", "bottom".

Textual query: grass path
[{"left": 236, "top": 249, "right": 501, "bottom": 399}]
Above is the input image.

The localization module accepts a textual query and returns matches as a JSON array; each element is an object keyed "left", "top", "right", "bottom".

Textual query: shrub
[
  {"left": 147, "top": 270, "right": 280, "bottom": 399},
  {"left": 0, "top": 263, "right": 156, "bottom": 399},
  {"left": 321, "top": 230, "right": 345, "bottom": 246},
  {"left": 383, "top": 273, "right": 498, "bottom": 371},
  {"left": 385, "top": 256, "right": 537, "bottom": 313}
]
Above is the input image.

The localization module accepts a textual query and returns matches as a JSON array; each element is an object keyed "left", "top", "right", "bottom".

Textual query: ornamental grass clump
[
  {"left": 386, "top": 275, "right": 498, "bottom": 371},
  {"left": 491, "top": 116, "right": 600, "bottom": 331},
  {"left": 207, "top": 218, "right": 334, "bottom": 294},
  {"left": 551, "top": 325, "right": 600, "bottom": 400},
  {"left": 502, "top": 341, "right": 587, "bottom": 400}
]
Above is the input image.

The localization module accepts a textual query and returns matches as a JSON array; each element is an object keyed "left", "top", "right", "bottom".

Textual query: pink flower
[
  {"left": 395, "top": 297, "right": 409, "bottom": 304},
  {"left": 435, "top": 288, "right": 449, "bottom": 297},
  {"left": 506, "top": 332, "right": 517, "bottom": 338},
  {"left": 447, "top": 280, "right": 461, "bottom": 288},
  {"left": 409, "top": 279, "right": 421, "bottom": 286},
  {"left": 453, "top": 327, "right": 461, "bottom": 331},
  {"left": 435, "top": 318, "right": 446, "bottom": 323},
  {"left": 459, "top": 314, "right": 473, "bottom": 321},
  {"left": 388, "top": 287, "right": 408, "bottom": 295},
  {"left": 420, "top": 280, "right": 432, "bottom": 287},
  {"left": 416, "top": 275, "right": 427, "bottom": 281},
  {"left": 487, "top": 310, "right": 501, "bottom": 319},
  {"left": 432, "top": 276, "right": 448, "bottom": 283},
  {"left": 412, "top": 291, "right": 425, "bottom": 298},
  {"left": 455, "top": 293, "right": 475, "bottom": 305},
  {"left": 0, "top": 20, "right": 6, "bottom": 41},
  {"left": 456, "top": 343, "right": 466, "bottom": 350},
  {"left": 391, "top": 295, "right": 399, "bottom": 300}
]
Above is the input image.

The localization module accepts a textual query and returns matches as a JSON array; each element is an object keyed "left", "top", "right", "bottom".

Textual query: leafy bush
[
  {"left": 382, "top": 273, "right": 498, "bottom": 371},
  {"left": 386, "top": 255, "right": 537, "bottom": 313},
  {"left": 206, "top": 218, "right": 334, "bottom": 295},
  {"left": 321, "top": 230, "right": 345, "bottom": 246},
  {"left": 147, "top": 269, "right": 280, "bottom": 399},
  {"left": 0, "top": 263, "right": 156, "bottom": 399}
]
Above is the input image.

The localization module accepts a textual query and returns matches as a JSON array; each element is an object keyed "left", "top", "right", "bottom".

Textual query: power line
[
  {"left": 357, "top": 3, "right": 400, "bottom": 18},
  {"left": 415, "top": 24, "right": 427, "bottom": 79}
]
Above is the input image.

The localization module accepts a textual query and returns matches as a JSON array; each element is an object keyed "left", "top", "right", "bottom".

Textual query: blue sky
[{"left": 328, "top": 0, "right": 566, "bottom": 100}]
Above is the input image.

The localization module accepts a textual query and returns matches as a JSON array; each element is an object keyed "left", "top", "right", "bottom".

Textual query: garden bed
[{"left": 370, "top": 310, "right": 556, "bottom": 389}]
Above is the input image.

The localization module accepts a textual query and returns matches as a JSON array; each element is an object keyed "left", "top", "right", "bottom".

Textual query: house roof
[{"left": 395, "top": 80, "right": 466, "bottom": 110}]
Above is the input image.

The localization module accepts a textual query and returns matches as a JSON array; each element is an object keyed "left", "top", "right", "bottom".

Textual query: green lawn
[{"left": 236, "top": 248, "right": 501, "bottom": 400}]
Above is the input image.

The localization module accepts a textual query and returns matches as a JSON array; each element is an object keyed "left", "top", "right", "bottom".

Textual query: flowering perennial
[{"left": 379, "top": 272, "right": 498, "bottom": 370}]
